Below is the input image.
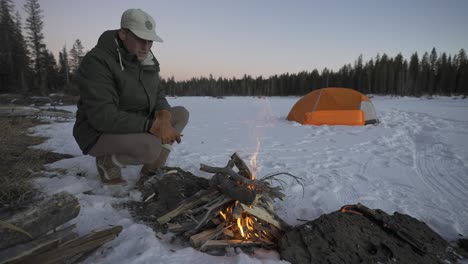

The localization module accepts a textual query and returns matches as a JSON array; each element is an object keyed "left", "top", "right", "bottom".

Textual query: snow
[{"left": 29, "top": 96, "right": 468, "bottom": 264}]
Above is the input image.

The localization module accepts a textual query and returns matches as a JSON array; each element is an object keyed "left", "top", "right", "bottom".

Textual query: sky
[
  {"left": 29, "top": 96, "right": 468, "bottom": 263},
  {"left": 13, "top": 0, "right": 468, "bottom": 81}
]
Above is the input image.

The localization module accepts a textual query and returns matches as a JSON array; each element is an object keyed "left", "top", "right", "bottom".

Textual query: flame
[
  {"left": 219, "top": 210, "right": 227, "bottom": 221},
  {"left": 234, "top": 212, "right": 260, "bottom": 239},
  {"left": 249, "top": 138, "right": 261, "bottom": 180},
  {"left": 219, "top": 207, "right": 276, "bottom": 243},
  {"left": 219, "top": 205, "right": 233, "bottom": 221},
  {"left": 237, "top": 217, "right": 245, "bottom": 237},
  {"left": 247, "top": 217, "right": 255, "bottom": 231}
]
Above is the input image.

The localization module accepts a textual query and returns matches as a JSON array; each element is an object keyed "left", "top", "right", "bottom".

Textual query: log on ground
[
  {"left": 2, "top": 225, "right": 122, "bottom": 264},
  {"left": 0, "top": 192, "right": 80, "bottom": 250}
]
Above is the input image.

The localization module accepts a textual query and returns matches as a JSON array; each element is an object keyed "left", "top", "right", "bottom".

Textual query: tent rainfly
[{"left": 287, "top": 87, "right": 379, "bottom": 126}]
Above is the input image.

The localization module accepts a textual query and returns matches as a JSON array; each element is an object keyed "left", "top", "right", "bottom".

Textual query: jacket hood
[{"left": 96, "top": 30, "right": 159, "bottom": 71}]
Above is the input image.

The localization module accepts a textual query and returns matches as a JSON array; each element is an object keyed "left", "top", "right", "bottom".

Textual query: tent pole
[{"left": 312, "top": 89, "right": 324, "bottom": 112}]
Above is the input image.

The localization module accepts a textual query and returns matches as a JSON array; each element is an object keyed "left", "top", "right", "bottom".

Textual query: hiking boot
[
  {"left": 139, "top": 145, "right": 172, "bottom": 177},
  {"left": 96, "top": 155, "right": 127, "bottom": 185}
]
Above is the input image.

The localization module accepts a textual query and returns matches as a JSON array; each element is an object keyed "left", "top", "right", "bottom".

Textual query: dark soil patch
[
  {"left": 0, "top": 116, "right": 73, "bottom": 212},
  {"left": 121, "top": 167, "right": 209, "bottom": 233},
  {"left": 280, "top": 210, "right": 464, "bottom": 264}
]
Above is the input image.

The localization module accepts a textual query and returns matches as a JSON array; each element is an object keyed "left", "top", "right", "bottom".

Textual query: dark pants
[{"left": 88, "top": 106, "right": 189, "bottom": 165}]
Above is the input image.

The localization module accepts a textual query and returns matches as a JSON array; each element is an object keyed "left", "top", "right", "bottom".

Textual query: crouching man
[{"left": 73, "top": 9, "right": 189, "bottom": 184}]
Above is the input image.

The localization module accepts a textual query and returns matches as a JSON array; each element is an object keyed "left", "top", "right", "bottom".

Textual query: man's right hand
[{"left": 149, "top": 110, "right": 181, "bottom": 144}]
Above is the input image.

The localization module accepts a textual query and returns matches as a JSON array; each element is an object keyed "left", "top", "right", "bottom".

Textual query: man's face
[{"left": 118, "top": 29, "right": 153, "bottom": 62}]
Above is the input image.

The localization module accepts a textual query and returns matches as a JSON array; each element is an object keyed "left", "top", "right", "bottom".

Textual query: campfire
[{"left": 157, "top": 153, "right": 299, "bottom": 253}]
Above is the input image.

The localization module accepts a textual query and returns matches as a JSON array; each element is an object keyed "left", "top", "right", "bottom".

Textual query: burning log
[
  {"left": 157, "top": 152, "right": 295, "bottom": 253},
  {"left": 209, "top": 174, "right": 256, "bottom": 205}
]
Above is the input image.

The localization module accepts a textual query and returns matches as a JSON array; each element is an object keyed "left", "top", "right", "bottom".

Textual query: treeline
[
  {"left": 1, "top": 0, "right": 467, "bottom": 97},
  {"left": 0, "top": 0, "right": 84, "bottom": 95},
  {"left": 163, "top": 49, "right": 468, "bottom": 97}
]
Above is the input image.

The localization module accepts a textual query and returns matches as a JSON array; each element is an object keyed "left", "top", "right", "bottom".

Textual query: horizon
[{"left": 13, "top": 0, "right": 468, "bottom": 81}]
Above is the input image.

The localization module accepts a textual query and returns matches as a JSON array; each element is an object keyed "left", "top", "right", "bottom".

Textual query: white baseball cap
[{"left": 120, "top": 9, "right": 163, "bottom": 42}]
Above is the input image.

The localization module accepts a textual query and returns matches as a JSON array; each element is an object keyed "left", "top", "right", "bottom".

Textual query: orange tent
[{"left": 287, "top": 87, "right": 378, "bottom": 126}]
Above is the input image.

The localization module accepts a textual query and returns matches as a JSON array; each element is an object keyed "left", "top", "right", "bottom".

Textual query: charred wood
[{"left": 209, "top": 174, "right": 256, "bottom": 205}]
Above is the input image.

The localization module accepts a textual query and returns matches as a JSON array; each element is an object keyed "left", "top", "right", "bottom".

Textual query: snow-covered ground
[{"left": 30, "top": 96, "right": 468, "bottom": 264}]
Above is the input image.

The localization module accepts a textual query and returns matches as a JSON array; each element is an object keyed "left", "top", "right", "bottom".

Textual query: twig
[
  {"left": 184, "top": 197, "right": 232, "bottom": 237},
  {"left": 260, "top": 172, "right": 305, "bottom": 197},
  {"left": 187, "top": 194, "right": 228, "bottom": 214},
  {"left": 157, "top": 189, "right": 220, "bottom": 225}
]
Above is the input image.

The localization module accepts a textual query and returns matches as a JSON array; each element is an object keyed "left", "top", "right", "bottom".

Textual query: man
[{"left": 73, "top": 9, "right": 189, "bottom": 185}]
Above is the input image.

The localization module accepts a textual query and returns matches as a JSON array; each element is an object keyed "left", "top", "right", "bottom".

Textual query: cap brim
[{"left": 130, "top": 29, "right": 163, "bottom": 43}]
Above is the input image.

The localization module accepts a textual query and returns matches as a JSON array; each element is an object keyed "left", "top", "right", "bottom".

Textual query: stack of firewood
[
  {"left": 0, "top": 192, "right": 122, "bottom": 264},
  {"left": 156, "top": 153, "right": 293, "bottom": 252}
]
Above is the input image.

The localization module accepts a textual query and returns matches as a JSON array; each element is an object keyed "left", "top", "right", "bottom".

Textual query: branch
[
  {"left": 230, "top": 152, "right": 253, "bottom": 179},
  {"left": 260, "top": 172, "right": 305, "bottom": 198},
  {"left": 200, "top": 163, "right": 255, "bottom": 186}
]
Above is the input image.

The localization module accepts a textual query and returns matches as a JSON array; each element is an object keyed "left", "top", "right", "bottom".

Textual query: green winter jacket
[{"left": 73, "top": 30, "right": 170, "bottom": 154}]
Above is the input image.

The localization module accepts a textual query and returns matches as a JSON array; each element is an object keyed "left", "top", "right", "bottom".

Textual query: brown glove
[{"left": 149, "top": 110, "right": 181, "bottom": 144}]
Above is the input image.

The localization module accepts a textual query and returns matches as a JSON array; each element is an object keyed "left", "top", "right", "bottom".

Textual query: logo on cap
[{"left": 145, "top": 21, "right": 153, "bottom": 30}]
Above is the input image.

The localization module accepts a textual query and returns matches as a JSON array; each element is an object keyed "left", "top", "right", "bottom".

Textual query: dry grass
[{"left": 0, "top": 117, "right": 71, "bottom": 210}]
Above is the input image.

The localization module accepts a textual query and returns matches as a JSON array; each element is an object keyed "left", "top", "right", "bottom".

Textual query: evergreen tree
[
  {"left": 58, "top": 45, "right": 70, "bottom": 86},
  {"left": 0, "top": 0, "right": 15, "bottom": 92},
  {"left": 23, "top": 0, "right": 47, "bottom": 94},
  {"left": 372, "top": 54, "right": 381, "bottom": 94},
  {"left": 386, "top": 56, "right": 395, "bottom": 95},
  {"left": 408, "top": 52, "right": 420, "bottom": 96},
  {"left": 364, "top": 59, "right": 374, "bottom": 94},
  {"left": 436, "top": 52, "right": 449, "bottom": 95},
  {"left": 447, "top": 56, "right": 457, "bottom": 95},
  {"left": 310, "top": 69, "right": 320, "bottom": 91},
  {"left": 69, "top": 39, "right": 85, "bottom": 76},
  {"left": 0, "top": 0, "right": 29, "bottom": 93},
  {"left": 322, "top": 68, "right": 330, "bottom": 87},
  {"left": 393, "top": 53, "right": 405, "bottom": 96},
  {"left": 455, "top": 49, "right": 468, "bottom": 95},
  {"left": 353, "top": 55, "right": 364, "bottom": 91},
  {"left": 13, "top": 11, "right": 29, "bottom": 92},
  {"left": 420, "top": 52, "right": 431, "bottom": 95},
  {"left": 44, "top": 51, "right": 59, "bottom": 92},
  {"left": 429, "top": 47, "right": 438, "bottom": 95}
]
